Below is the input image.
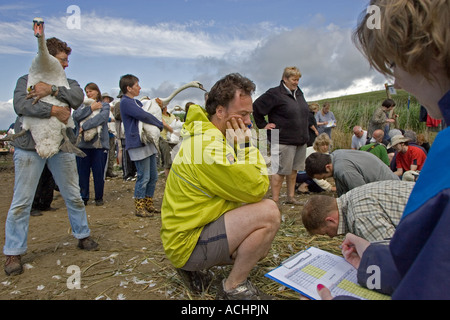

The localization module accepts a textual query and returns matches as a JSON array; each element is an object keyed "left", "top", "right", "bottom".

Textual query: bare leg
[
  {"left": 270, "top": 174, "right": 285, "bottom": 203},
  {"left": 223, "top": 199, "right": 280, "bottom": 290},
  {"left": 286, "top": 170, "right": 298, "bottom": 200}
]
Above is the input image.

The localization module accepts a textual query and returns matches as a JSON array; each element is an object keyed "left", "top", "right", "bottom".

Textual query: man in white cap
[{"left": 389, "top": 135, "right": 427, "bottom": 180}]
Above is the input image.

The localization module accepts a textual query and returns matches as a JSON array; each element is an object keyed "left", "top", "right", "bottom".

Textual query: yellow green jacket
[{"left": 160, "top": 105, "right": 269, "bottom": 268}]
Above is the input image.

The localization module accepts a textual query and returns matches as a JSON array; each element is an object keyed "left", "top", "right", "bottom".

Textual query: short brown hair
[
  {"left": 305, "top": 152, "right": 332, "bottom": 177},
  {"left": 302, "top": 195, "right": 337, "bottom": 235},
  {"left": 205, "top": 73, "right": 256, "bottom": 117},
  {"left": 46, "top": 37, "right": 72, "bottom": 57},
  {"left": 119, "top": 74, "right": 139, "bottom": 94},
  {"left": 382, "top": 99, "right": 396, "bottom": 108}
]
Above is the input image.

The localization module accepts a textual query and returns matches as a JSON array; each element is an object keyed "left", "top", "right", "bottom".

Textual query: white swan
[
  {"left": 139, "top": 81, "right": 206, "bottom": 148},
  {"left": 77, "top": 98, "right": 103, "bottom": 148},
  {"left": 9, "top": 18, "right": 85, "bottom": 158}
]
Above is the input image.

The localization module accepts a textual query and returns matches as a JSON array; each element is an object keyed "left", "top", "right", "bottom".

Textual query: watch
[{"left": 51, "top": 85, "right": 58, "bottom": 96}]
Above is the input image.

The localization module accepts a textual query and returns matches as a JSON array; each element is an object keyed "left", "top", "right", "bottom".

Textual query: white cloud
[
  {"left": 0, "top": 13, "right": 386, "bottom": 115},
  {"left": 193, "top": 24, "right": 387, "bottom": 100},
  {"left": 0, "top": 100, "right": 16, "bottom": 130},
  {"left": 44, "top": 14, "right": 264, "bottom": 60}
]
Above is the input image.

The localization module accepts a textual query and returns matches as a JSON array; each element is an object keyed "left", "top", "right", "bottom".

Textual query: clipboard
[{"left": 265, "top": 247, "right": 390, "bottom": 300}]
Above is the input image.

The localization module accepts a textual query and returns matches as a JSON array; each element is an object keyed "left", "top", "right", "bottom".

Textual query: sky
[{"left": 0, "top": 0, "right": 390, "bottom": 130}]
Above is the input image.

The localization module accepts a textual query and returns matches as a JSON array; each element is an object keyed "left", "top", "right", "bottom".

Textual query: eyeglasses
[{"left": 57, "top": 57, "right": 69, "bottom": 64}]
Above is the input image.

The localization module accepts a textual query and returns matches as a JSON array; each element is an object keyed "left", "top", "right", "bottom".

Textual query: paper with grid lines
[{"left": 265, "top": 247, "right": 390, "bottom": 300}]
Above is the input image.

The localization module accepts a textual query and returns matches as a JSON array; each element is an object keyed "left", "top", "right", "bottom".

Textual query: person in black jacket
[{"left": 253, "top": 67, "right": 309, "bottom": 205}]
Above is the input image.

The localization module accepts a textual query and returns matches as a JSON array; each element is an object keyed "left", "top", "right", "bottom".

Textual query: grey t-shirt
[{"left": 331, "top": 149, "right": 399, "bottom": 196}]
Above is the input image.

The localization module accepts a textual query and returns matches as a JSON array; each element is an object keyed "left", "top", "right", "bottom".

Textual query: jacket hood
[{"left": 181, "top": 104, "right": 221, "bottom": 139}]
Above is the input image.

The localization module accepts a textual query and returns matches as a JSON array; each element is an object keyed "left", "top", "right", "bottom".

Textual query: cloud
[
  {"left": 0, "top": 13, "right": 387, "bottom": 115},
  {"left": 43, "top": 14, "right": 265, "bottom": 60},
  {"left": 199, "top": 24, "right": 388, "bottom": 100},
  {"left": 0, "top": 100, "right": 16, "bottom": 130}
]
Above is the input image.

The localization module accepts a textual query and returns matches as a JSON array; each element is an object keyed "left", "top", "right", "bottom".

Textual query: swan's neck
[
  {"left": 36, "top": 34, "right": 52, "bottom": 65},
  {"left": 161, "top": 83, "right": 194, "bottom": 105}
]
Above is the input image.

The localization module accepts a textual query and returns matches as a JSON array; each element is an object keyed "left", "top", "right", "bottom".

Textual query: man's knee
[{"left": 260, "top": 199, "right": 281, "bottom": 228}]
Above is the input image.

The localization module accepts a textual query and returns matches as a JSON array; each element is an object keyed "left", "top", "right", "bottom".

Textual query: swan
[
  {"left": 6, "top": 18, "right": 85, "bottom": 159},
  {"left": 76, "top": 98, "right": 103, "bottom": 148},
  {"left": 139, "top": 81, "right": 206, "bottom": 148}
]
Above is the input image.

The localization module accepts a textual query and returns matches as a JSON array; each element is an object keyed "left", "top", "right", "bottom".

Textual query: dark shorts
[{"left": 181, "top": 215, "right": 234, "bottom": 271}]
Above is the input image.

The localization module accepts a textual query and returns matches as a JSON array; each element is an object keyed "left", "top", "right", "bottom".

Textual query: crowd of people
[{"left": 1, "top": 0, "right": 449, "bottom": 301}]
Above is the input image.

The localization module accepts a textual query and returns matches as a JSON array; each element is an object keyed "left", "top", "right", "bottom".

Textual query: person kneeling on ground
[{"left": 302, "top": 180, "right": 414, "bottom": 242}]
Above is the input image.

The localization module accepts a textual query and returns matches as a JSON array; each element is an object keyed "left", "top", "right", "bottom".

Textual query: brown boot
[
  {"left": 135, "top": 198, "right": 153, "bottom": 218},
  {"left": 145, "top": 197, "right": 161, "bottom": 214},
  {"left": 4, "top": 255, "right": 23, "bottom": 276}
]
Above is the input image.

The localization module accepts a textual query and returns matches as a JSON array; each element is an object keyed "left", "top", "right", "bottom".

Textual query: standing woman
[
  {"left": 315, "top": 102, "right": 336, "bottom": 138},
  {"left": 73, "top": 82, "right": 110, "bottom": 206},
  {"left": 307, "top": 103, "right": 320, "bottom": 147},
  {"left": 119, "top": 75, "right": 163, "bottom": 217}
]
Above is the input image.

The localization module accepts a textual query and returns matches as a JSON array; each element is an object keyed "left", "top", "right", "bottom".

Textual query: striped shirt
[{"left": 337, "top": 180, "right": 415, "bottom": 242}]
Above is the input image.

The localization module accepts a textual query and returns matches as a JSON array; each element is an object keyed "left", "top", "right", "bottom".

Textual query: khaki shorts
[
  {"left": 181, "top": 215, "right": 234, "bottom": 271},
  {"left": 271, "top": 144, "right": 307, "bottom": 176}
]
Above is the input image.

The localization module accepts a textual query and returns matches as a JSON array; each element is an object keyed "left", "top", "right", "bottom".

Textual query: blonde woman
[
  {"left": 296, "top": 133, "right": 336, "bottom": 194},
  {"left": 318, "top": 0, "right": 450, "bottom": 300}
]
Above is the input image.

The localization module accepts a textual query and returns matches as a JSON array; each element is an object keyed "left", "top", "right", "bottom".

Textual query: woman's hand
[
  {"left": 264, "top": 123, "right": 276, "bottom": 130},
  {"left": 341, "top": 233, "right": 371, "bottom": 269},
  {"left": 317, "top": 284, "right": 333, "bottom": 300},
  {"left": 90, "top": 101, "right": 103, "bottom": 112}
]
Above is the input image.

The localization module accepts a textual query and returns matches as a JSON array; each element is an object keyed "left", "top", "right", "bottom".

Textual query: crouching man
[{"left": 160, "top": 73, "right": 280, "bottom": 300}]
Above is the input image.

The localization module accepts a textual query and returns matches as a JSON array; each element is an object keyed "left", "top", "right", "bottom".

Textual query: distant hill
[{"left": 311, "top": 89, "right": 418, "bottom": 107}]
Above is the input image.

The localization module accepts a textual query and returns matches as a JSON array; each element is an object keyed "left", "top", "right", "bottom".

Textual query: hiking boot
[
  {"left": 135, "top": 198, "right": 153, "bottom": 217},
  {"left": 218, "top": 279, "right": 276, "bottom": 300},
  {"left": 4, "top": 255, "right": 23, "bottom": 276},
  {"left": 144, "top": 197, "right": 161, "bottom": 214},
  {"left": 176, "top": 268, "right": 213, "bottom": 294},
  {"left": 95, "top": 199, "right": 104, "bottom": 206},
  {"left": 77, "top": 237, "right": 99, "bottom": 251}
]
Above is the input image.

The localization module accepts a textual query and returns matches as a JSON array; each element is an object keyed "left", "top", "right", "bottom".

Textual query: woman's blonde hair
[
  {"left": 353, "top": 0, "right": 450, "bottom": 79},
  {"left": 313, "top": 133, "right": 332, "bottom": 152},
  {"left": 282, "top": 66, "right": 302, "bottom": 80},
  {"left": 308, "top": 103, "right": 320, "bottom": 112}
]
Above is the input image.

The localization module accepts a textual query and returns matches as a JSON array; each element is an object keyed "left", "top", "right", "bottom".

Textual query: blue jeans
[
  {"left": 3, "top": 148, "right": 91, "bottom": 256},
  {"left": 76, "top": 148, "right": 107, "bottom": 202},
  {"left": 134, "top": 154, "right": 158, "bottom": 199}
]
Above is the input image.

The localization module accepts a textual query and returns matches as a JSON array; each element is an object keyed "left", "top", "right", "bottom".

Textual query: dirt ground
[{"left": 0, "top": 152, "right": 339, "bottom": 301}]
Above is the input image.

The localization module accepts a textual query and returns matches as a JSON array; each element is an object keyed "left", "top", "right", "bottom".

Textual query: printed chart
[{"left": 266, "top": 247, "right": 390, "bottom": 300}]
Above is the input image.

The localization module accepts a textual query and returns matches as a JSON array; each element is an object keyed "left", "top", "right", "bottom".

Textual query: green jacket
[
  {"left": 161, "top": 105, "right": 269, "bottom": 268},
  {"left": 360, "top": 143, "right": 390, "bottom": 166}
]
